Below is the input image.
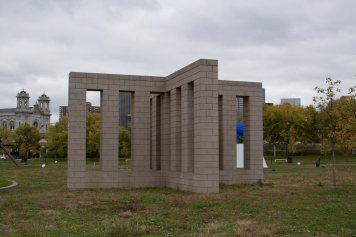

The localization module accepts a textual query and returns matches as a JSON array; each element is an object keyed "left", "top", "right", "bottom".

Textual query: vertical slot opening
[
  {"left": 86, "top": 90, "right": 101, "bottom": 170},
  {"left": 118, "top": 91, "right": 132, "bottom": 170},
  {"left": 236, "top": 96, "right": 244, "bottom": 168},
  {"left": 218, "top": 95, "right": 223, "bottom": 170}
]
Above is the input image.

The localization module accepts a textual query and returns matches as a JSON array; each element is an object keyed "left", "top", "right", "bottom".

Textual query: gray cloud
[{"left": 0, "top": 0, "right": 355, "bottom": 122}]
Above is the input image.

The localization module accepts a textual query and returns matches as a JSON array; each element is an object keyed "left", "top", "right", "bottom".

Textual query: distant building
[
  {"left": 59, "top": 106, "right": 68, "bottom": 118},
  {"left": 119, "top": 92, "right": 132, "bottom": 127},
  {"left": 281, "top": 98, "right": 301, "bottom": 106},
  {"left": 0, "top": 90, "right": 51, "bottom": 134},
  {"left": 86, "top": 102, "right": 101, "bottom": 114},
  {"left": 236, "top": 97, "right": 244, "bottom": 117},
  {"left": 59, "top": 92, "right": 132, "bottom": 127},
  {"left": 59, "top": 102, "right": 100, "bottom": 119},
  {"left": 262, "top": 88, "right": 266, "bottom": 103}
]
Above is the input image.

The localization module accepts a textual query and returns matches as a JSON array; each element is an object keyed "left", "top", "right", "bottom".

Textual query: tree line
[
  {"left": 264, "top": 78, "right": 355, "bottom": 157},
  {"left": 45, "top": 113, "right": 131, "bottom": 160},
  {"left": 0, "top": 124, "right": 41, "bottom": 161},
  {"left": 0, "top": 113, "right": 131, "bottom": 161}
]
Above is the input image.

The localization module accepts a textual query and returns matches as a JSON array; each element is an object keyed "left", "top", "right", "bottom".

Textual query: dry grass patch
[{"left": 41, "top": 209, "right": 61, "bottom": 216}]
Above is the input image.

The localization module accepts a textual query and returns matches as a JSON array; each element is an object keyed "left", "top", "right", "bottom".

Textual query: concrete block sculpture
[{"left": 67, "top": 59, "right": 263, "bottom": 193}]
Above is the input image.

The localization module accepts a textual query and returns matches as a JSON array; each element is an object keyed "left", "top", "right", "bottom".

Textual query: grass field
[
  {"left": 0, "top": 156, "right": 355, "bottom": 237},
  {"left": 0, "top": 178, "right": 12, "bottom": 188}
]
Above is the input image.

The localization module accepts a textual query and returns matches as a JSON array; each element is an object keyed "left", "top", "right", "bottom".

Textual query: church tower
[
  {"left": 38, "top": 93, "right": 51, "bottom": 115},
  {"left": 37, "top": 93, "right": 51, "bottom": 133},
  {"left": 16, "top": 89, "right": 31, "bottom": 112}
]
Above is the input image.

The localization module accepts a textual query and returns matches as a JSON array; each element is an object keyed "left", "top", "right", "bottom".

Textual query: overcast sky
[{"left": 1, "top": 0, "right": 355, "bottom": 122}]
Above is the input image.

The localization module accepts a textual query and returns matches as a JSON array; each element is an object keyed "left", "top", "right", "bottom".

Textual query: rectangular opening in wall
[
  {"left": 236, "top": 96, "right": 244, "bottom": 168},
  {"left": 218, "top": 95, "right": 223, "bottom": 170},
  {"left": 150, "top": 93, "right": 162, "bottom": 170},
  {"left": 118, "top": 91, "right": 132, "bottom": 170},
  {"left": 86, "top": 90, "right": 101, "bottom": 170}
]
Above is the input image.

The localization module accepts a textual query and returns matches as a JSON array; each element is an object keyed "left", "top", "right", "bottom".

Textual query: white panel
[
  {"left": 236, "top": 144, "right": 244, "bottom": 168},
  {"left": 263, "top": 157, "right": 268, "bottom": 168}
]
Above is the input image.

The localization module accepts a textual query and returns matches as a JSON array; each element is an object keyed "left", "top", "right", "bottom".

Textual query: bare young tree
[{"left": 313, "top": 77, "right": 341, "bottom": 187}]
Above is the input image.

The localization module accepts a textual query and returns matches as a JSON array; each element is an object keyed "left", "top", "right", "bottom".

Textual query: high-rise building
[
  {"left": 236, "top": 97, "right": 244, "bottom": 117},
  {"left": 262, "top": 88, "right": 266, "bottom": 103},
  {"left": 119, "top": 92, "right": 131, "bottom": 127},
  {"left": 59, "top": 106, "right": 68, "bottom": 118}
]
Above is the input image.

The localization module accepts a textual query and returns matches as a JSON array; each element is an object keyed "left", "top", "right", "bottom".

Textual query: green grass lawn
[
  {"left": 0, "top": 156, "right": 355, "bottom": 237},
  {"left": 0, "top": 177, "right": 12, "bottom": 188}
]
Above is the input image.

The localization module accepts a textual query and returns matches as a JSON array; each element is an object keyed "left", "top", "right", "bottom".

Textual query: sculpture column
[
  {"left": 160, "top": 93, "right": 171, "bottom": 175},
  {"left": 170, "top": 88, "right": 181, "bottom": 172},
  {"left": 219, "top": 95, "right": 236, "bottom": 171},
  {"left": 100, "top": 89, "right": 119, "bottom": 172},
  {"left": 244, "top": 95, "right": 263, "bottom": 172},
  {"left": 192, "top": 63, "right": 219, "bottom": 193},
  {"left": 67, "top": 86, "right": 86, "bottom": 188},
  {"left": 131, "top": 90, "right": 151, "bottom": 171},
  {"left": 181, "top": 83, "right": 194, "bottom": 173},
  {"left": 150, "top": 95, "right": 161, "bottom": 170}
]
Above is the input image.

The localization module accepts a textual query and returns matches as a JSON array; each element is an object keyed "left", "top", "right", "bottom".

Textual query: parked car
[{"left": 0, "top": 154, "right": 7, "bottom": 160}]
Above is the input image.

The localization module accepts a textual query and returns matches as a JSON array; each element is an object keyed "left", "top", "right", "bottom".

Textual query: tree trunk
[{"left": 332, "top": 140, "right": 336, "bottom": 187}]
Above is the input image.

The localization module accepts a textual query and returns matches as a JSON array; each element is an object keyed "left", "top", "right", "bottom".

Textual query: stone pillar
[
  {"left": 131, "top": 90, "right": 150, "bottom": 171},
  {"left": 67, "top": 87, "right": 86, "bottom": 188},
  {"left": 244, "top": 96, "right": 263, "bottom": 173},
  {"left": 170, "top": 88, "right": 181, "bottom": 172},
  {"left": 156, "top": 96, "right": 161, "bottom": 170},
  {"left": 193, "top": 67, "right": 219, "bottom": 193},
  {"left": 150, "top": 95, "right": 161, "bottom": 171},
  {"left": 219, "top": 95, "right": 236, "bottom": 171},
  {"left": 181, "top": 83, "right": 194, "bottom": 173},
  {"left": 160, "top": 93, "right": 171, "bottom": 174},
  {"left": 100, "top": 89, "right": 119, "bottom": 172}
]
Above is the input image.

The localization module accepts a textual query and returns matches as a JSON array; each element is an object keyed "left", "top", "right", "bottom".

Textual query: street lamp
[{"left": 39, "top": 138, "right": 48, "bottom": 165}]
